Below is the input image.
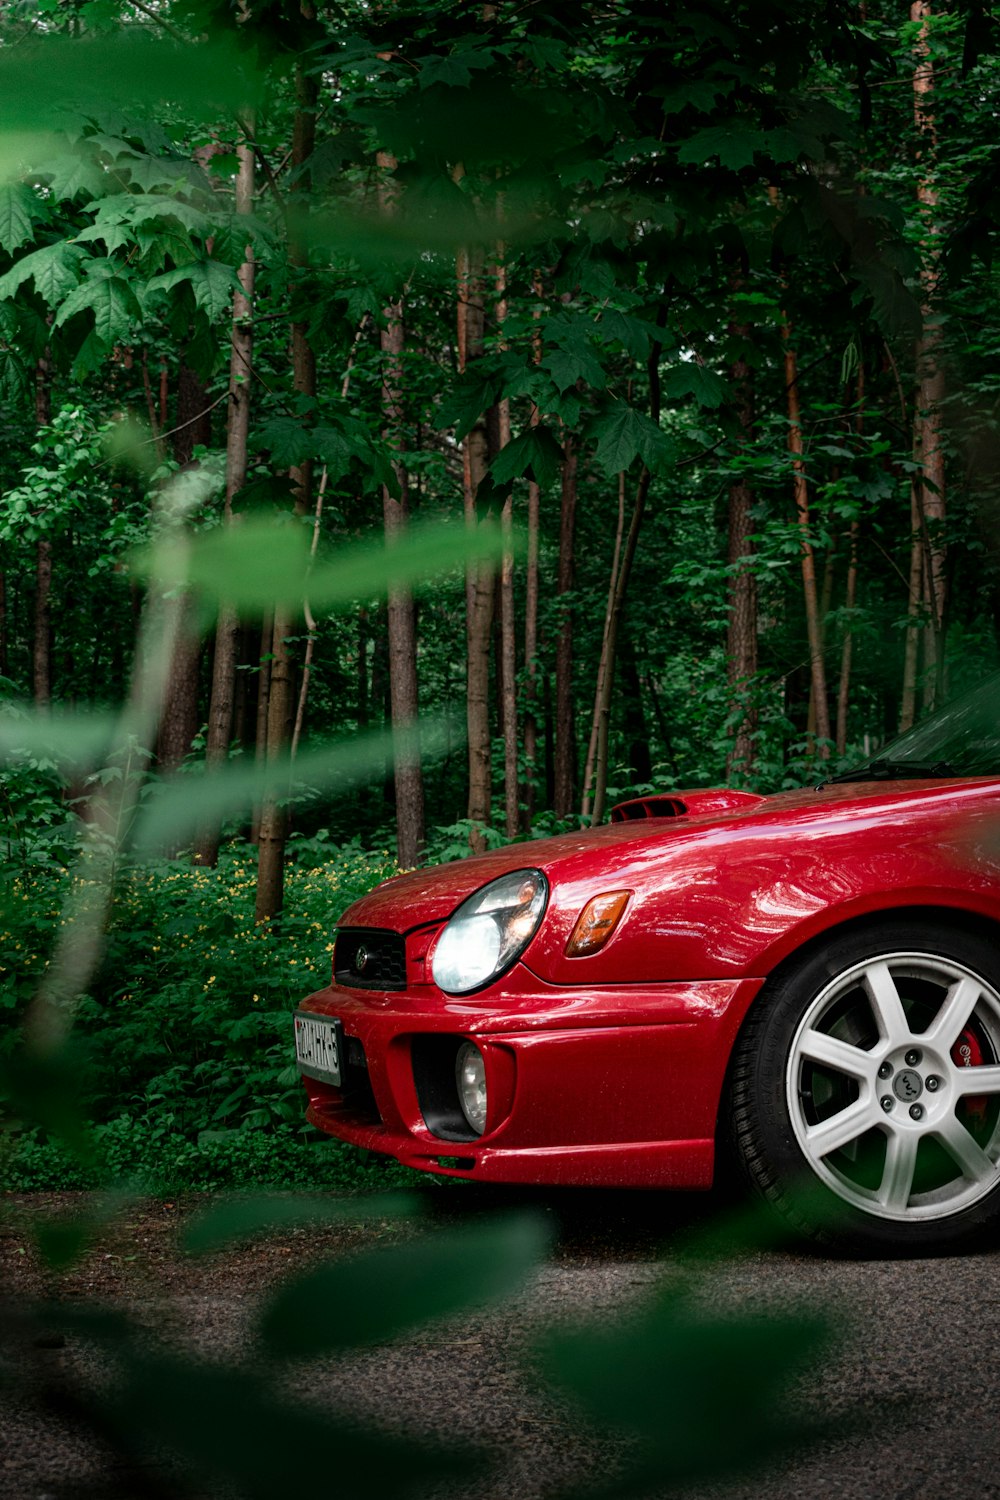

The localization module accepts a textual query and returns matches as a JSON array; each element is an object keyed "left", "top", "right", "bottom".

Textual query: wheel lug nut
[
  {"left": 905, "top": 1049, "right": 922, "bottom": 1066},
  {"left": 910, "top": 1103, "right": 924, "bottom": 1120},
  {"left": 878, "top": 1061, "right": 893, "bottom": 1079},
  {"left": 926, "top": 1076, "right": 940, "bottom": 1092},
  {"left": 881, "top": 1096, "right": 894, "bottom": 1113}
]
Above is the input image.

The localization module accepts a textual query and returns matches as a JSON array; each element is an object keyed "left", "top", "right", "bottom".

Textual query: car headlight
[{"left": 431, "top": 869, "right": 548, "bottom": 994}]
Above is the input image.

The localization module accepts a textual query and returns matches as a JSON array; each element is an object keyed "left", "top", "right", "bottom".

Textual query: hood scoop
[{"left": 610, "top": 788, "right": 765, "bottom": 822}]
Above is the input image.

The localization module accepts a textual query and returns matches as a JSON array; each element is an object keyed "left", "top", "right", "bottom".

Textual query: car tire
[{"left": 728, "top": 919, "right": 1000, "bottom": 1253}]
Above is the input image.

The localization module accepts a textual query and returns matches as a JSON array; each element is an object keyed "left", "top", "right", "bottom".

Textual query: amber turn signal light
[{"left": 565, "top": 890, "right": 631, "bottom": 956}]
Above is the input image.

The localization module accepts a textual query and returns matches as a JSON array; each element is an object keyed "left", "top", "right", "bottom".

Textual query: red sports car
[{"left": 295, "top": 682, "right": 1000, "bottom": 1252}]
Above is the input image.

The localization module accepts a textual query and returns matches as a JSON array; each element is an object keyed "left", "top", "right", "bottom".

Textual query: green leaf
[
  {"left": 182, "top": 1192, "right": 417, "bottom": 1256},
  {"left": 0, "top": 242, "right": 85, "bottom": 306},
  {"left": 258, "top": 1215, "right": 548, "bottom": 1358},
  {"left": 597, "top": 309, "right": 660, "bottom": 360},
  {"left": 677, "top": 123, "right": 760, "bottom": 171},
  {"left": 0, "top": 183, "right": 40, "bottom": 254},
  {"left": 542, "top": 344, "right": 606, "bottom": 393},
  {"left": 148, "top": 261, "right": 238, "bottom": 324},
  {"left": 437, "top": 369, "right": 497, "bottom": 438},
  {"left": 662, "top": 362, "right": 729, "bottom": 409},
  {"left": 591, "top": 404, "right": 669, "bottom": 474},
  {"left": 44, "top": 150, "right": 106, "bottom": 200},
  {"left": 490, "top": 424, "right": 564, "bottom": 489},
  {"left": 54, "top": 273, "right": 142, "bottom": 344}
]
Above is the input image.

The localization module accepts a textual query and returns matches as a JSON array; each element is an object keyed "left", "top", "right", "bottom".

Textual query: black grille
[{"left": 334, "top": 927, "right": 407, "bottom": 990}]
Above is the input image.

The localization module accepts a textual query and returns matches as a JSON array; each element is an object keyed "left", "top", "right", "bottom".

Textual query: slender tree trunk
[
  {"left": 836, "top": 362, "right": 866, "bottom": 755},
  {"left": 494, "top": 249, "right": 518, "bottom": 841},
  {"left": 590, "top": 326, "right": 663, "bottom": 826},
  {"left": 0, "top": 571, "right": 7, "bottom": 679},
  {"left": 553, "top": 436, "right": 577, "bottom": 817},
  {"left": 256, "top": 40, "right": 317, "bottom": 922},
  {"left": 33, "top": 351, "right": 52, "bottom": 708},
  {"left": 911, "top": 0, "right": 946, "bottom": 709},
  {"left": 197, "top": 127, "right": 255, "bottom": 866},
  {"left": 900, "top": 479, "right": 924, "bottom": 732},
  {"left": 377, "top": 149, "right": 424, "bottom": 866},
  {"left": 291, "top": 467, "right": 328, "bottom": 761},
  {"left": 249, "top": 611, "right": 272, "bottom": 845},
  {"left": 780, "top": 312, "right": 831, "bottom": 755},
  {"left": 520, "top": 275, "right": 543, "bottom": 833},
  {"left": 591, "top": 465, "right": 653, "bottom": 826},
  {"left": 458, "top": 239, "right": 495, "bottom": 852},
  {"left": 725, "top": 307, "right": 757, "bottom": 780},
  {"left": 581, "top": 470, "right": 626, "bottom": 820}
]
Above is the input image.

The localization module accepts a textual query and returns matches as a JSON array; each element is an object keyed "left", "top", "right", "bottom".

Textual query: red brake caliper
[{"left": 952, "top": 1026, "right": 988, "bottom": 1126}]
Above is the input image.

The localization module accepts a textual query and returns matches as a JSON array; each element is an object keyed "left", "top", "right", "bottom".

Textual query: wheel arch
[{"left": 718, "top": 901, "right": 1000, "bottom": 1137}]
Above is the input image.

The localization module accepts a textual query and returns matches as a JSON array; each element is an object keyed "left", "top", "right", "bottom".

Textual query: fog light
[{"left": 455, "top": 1041, "right": 487, "bottom": 1135}]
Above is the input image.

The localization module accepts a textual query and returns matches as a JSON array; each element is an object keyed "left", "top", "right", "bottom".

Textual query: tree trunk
[
  {"left": 520, "top": 276, "right": 543, "bottom": 833},
  {"left": 494, "top": 249, "right": 518, "bottom": 841},
  {"left": 836, "top": 361, "right": 866, "bottom": 755},
  {"left": 780, "top": 310, "right": 831, "bottom": 755},
  {"left": 911, "top": 0, "right": 946, "bottom": 709},
  {"left": 581, "top": 471, "right": 626, "bottom": 820},
  {"left": 256, "top": 42, "right": 317, "bottom": 922},
  {"left": 377, "top": 149, "right": 424, "bottom": 867},
  {"left": 198, "top": 127, "right": 255, "bottom": 865},
  {"left": 33, "top": 351, "right": 52, "bottom": 708},
  {"left": 458, "top": 239, "right": 495, "bottom": 852},
  {"left": 590, "top": 465, "right": 653, "bottom": 826},
  {"left": 590, "top": 327, "right": 663, "bottom": 826},
  {"left": 725, "top": 310, "right": 757, "bottom": 780},
  {"left": 157, "top": 616, "right": 201, "bottom": 772},
  {"left": 553, "top": 435, "right": 577, "bottom": 817}
]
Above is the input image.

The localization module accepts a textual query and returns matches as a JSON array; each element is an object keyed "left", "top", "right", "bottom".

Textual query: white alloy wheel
[
  {"left": 786, "top": 952, "right": 1000, "bottom": 1222},
  {"left": 728, "top": 921, "right": 1000, "bottom": 1252}
]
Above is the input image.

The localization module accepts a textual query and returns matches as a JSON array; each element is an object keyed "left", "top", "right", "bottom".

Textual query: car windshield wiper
[{"left": 824, "top": 759, "right": 959, "bottom": 785}]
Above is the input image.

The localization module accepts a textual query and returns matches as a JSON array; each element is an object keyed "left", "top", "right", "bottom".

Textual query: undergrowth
[{"left": 0, "top": 837, "right": 402, "bottom": 1192}]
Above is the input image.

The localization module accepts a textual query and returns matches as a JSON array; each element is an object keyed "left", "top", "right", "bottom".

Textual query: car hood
[{"left": 337, "top": 777, "right": 993, "bottom": 934}]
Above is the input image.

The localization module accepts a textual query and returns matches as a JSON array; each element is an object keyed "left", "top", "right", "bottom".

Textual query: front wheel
[{"left": 728, "top": 922, "right": 1000, "bottom": 1253}]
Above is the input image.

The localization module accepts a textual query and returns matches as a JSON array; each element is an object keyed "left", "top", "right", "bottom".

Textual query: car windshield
[{"left": 829, "top": 672, "right": 1000, "bottom": 782}]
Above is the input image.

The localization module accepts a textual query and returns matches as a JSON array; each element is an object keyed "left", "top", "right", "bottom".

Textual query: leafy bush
[{"left": 0, "top": 841, "right": 399, "bottom": 1189}]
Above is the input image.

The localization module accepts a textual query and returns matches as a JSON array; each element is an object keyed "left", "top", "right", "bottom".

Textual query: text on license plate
[{"left": 294, "top": 1012, "right": 343, "bottom": 1087}]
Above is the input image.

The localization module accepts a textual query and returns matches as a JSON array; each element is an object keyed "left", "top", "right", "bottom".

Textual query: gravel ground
[{"left": 3, "top": 1185, "right": 1000, "bottom": 1500}]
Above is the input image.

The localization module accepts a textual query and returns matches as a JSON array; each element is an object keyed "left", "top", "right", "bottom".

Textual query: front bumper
[{"left": 297, "top": 970, "right": 763, "bottom": 1189}]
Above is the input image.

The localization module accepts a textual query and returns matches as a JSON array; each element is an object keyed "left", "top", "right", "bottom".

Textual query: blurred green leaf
[
  {"left": 107, "top": 1353, "right": 481, "bottom": 1500},
  {"left": 138, "top": 517, "right": 508, "bottom": 616},
  {"left": 537, "top": 1289, "right": 836, "bottom": 1495},
  {"left": 0, "top": 36, "right": 262, "bottom": 133},
  {"left": 35, "top": 1219, "right": 90, "bottom": 1272},
  {"left": 131, "top": 723, "right": 435, "bottom": 853},
  {"left": 182, "top": 1191, "right": 418, "bottom": 1256},
  {"left": 0, "top": 707, "right": 120, "bottom": 771},
  {"left": 0, "top": 1045, "right": 97, "bottom": 1165},
  {"left": 258, "top": 1214, "right": 549, "bottom": 1359}
]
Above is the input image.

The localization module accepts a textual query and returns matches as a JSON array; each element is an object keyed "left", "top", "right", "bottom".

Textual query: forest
[{"left": 3, "top": 0, "right": 1000, "bottom": 1187}]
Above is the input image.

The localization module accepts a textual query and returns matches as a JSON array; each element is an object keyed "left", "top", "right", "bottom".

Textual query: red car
[{"left": 295, "top": 682, "right": 1000, "bottom": 1252}]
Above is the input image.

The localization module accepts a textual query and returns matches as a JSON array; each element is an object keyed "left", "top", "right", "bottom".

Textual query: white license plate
[{"left": 294, "top": 1012, "right": 343, "bottom": 1087}]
